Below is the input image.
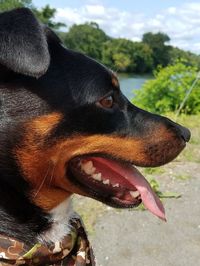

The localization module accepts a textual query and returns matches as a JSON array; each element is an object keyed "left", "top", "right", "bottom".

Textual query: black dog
[{"left": 0, "top": 8, "right": 190, "bottom": 266}]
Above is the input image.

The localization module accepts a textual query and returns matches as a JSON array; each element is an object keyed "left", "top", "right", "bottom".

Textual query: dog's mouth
[{"left": 68, "top": 155, "right": 166, "bottom": 221}]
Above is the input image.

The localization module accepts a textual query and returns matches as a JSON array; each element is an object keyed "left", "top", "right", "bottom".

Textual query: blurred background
[{"left": 1, "top": 1, "right": 199, "bottom": 265}]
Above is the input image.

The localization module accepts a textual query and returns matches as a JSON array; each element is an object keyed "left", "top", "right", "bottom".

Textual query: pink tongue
[
  {"left": 92, "top": 158, "right": 166, "bottom": 221},
  {"left": 125, "top": 166, "right": 166, "bottom": 221}
]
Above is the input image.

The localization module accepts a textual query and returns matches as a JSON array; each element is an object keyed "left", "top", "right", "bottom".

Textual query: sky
[{"left": 33, "top": 0, "right": 200, "bottom": 54}]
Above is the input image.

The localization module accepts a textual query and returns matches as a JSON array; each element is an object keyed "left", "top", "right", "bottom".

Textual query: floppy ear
[{"left": 0, "top": 8, "right": 50, "bottom": 78}]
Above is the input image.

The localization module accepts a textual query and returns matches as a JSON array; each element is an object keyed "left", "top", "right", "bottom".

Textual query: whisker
[
  {"left": 48, "top": 162, "right": 56, "bottom": 188},
  {"left": 33, "top": 162, "right": 51, "bottom": 198}
]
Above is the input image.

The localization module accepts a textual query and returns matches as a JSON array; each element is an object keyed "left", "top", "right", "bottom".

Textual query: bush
[{"left": 133, "top": 61, "right": 200, "bottom": 114}]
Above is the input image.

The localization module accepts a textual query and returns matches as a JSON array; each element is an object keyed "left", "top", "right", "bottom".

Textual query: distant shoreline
[{"left": 118, "top": 73, "right": 153, "bottom": 100}]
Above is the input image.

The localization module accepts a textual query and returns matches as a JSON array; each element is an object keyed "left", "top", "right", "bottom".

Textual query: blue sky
[
  {"left": 33, "top": 0, "right": 200, "bottom": 53},
  {"left": 33, "top": 0, "right": 193, "bottom": 13}
]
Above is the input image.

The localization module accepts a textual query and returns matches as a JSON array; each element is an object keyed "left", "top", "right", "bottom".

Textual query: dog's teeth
[
  {"left": 81, "top": 161, "right": 96, "bottom": 175},
  {"left": 84, "top": 160, "right": 93, "bottom": 168},
  {"left": 103, "top": 179, "right": 110, "bottom": 185},
  {"left": 92, "top": 173, "right": 102, "bottom": 181},
  {"left": 112, "top": 183, "right": 119, "bottom": 188},
  {"left": 84, "top": 167, "right": 96, "bottom": 175},
  {"left": 130, "top": 191, "right": 140, "bottom": 198}
]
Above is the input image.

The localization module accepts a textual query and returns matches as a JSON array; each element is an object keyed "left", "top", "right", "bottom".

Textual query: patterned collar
[{"left": 0, "top": 215, "right": 95, "bottom": 266}]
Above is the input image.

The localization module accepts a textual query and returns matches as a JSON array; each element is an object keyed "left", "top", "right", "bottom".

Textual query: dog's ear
[{"left": 0, "top": 8, "right": 50, "bottom": 78}]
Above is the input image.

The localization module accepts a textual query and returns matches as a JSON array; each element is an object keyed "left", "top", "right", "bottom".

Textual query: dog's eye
[{"left": 99, "top": 95, "right": 114, "bottom": 109}]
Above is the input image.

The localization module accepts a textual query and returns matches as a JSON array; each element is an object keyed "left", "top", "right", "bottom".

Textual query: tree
[
  {"left": 112, "top": 53, "right": 132, "bottom": 72},
  {"left": 142, "top": 32, "right": 171, "bottom": 68},
  {"left": 0, "top": 0, "right": 32, "bottom": 11},
  {"left": 133, "top": 61, "right": 200, "bottom": 114},
  {"left": 64, "top": 22, "right": 109, "bottom": 61},
  {"left": 32, "top": 5, "right": 65, "bottom": 30},
  {"left": 131, "top": 42, "right": 153, "bottom": 73},
  {"left": 0, "top": 0, "right": 65, "bottom": 30},
  {"left": 102, "top": 38, "right": 153, "bottom": 73},
  {"left": 102, "top": 38, "right": 136, "bottom": 72},
  {"left": 169, "top": 47, "right": 200, "bottom": 69}
]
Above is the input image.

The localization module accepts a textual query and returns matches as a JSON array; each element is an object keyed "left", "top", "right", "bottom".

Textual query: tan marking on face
[
  {"left": 28, "top": 112, "right": 62, "bottom": 135},
  {"left": 15, "top": 116, "right": 183, "bottom": 211},
  {"left": 32, "top": 188, "right": 71, "bottom": 210},
  {"left": 14, "top": 112, "right": 64, "bottom": 210},
  {"left": 111, "top": 73, "right": 119, "bottom": 88}
]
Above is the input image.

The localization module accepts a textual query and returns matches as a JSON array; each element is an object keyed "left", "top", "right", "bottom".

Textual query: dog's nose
[
  {"left": 166, "top": 118, "right": 191, "bottom": 143},
  {"left": 178, "top": 125, "right": 191, "bottom": 142}
]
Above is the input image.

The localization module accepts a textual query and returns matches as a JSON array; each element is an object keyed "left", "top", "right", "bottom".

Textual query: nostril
[{"left": 180, "top": 127, "right": 191, "bottom": 142}]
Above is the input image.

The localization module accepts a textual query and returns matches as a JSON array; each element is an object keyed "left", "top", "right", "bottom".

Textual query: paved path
[{"left": 91, "top": 163, "right": 200, "bottom": 266}]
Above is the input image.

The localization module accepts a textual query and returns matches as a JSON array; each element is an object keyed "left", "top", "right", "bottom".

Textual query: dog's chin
[{"left": 67, "top": 154, "right": 166, "bottom": 221}]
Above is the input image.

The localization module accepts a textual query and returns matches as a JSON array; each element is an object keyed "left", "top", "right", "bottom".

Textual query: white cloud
[
  {"left": 55, "top": 2, "right": 200, "bottom": 54},
  {"left": 85, "top": 5, "right": 105, "bottom": 16},
  {"left": 167, "top": 7, "right": 177, "bottom": 15}
]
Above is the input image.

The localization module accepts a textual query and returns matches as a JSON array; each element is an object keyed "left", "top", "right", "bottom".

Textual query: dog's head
[{"left": 0, "top": 8, "right": 190, "bottom": 220}]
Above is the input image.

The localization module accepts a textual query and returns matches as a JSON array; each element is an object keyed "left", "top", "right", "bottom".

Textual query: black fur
[
  {"left": 0, "top": 8, "right": 190, "bottom": 245},
  {"left": 0, "top": 8, "right": 50, "bottom": 78}
]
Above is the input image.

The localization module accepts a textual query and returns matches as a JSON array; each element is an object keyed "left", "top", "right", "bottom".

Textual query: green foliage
[
  {"left": 0, "top": 0, "right": 32, "bottom": 10},
  {"left": 64, "top": 22, "right": 109, "bottom": 61},
  {"left": 169, "top": 47, "right": 200, "bottom": 69},
  {"left": 102, "top": 38, "right": 136, "bottom": 72},
  {"left": 133, "top": 61, "right": 200, "bottom": 114},
  {"left": 175, "top": 174, "right": 191, "bottom": 180},
  {"left": 143, "top": 167, "right": 165, "bottom": 175},
  {"left": 0, "top": 0, "right": 65, "bottom": 30},
  {"left": 64, "top": 25, "right": 200, "bottom": 74},
  {"left": 132, "top": 42, "right": 154, "bottom": 73},
  {"left": 148, "top": 178, "right": 181, "bottom": 199},
  {"left": 32, "top": 5, "right": 65, "bottom": 30},
  {"left": 142, "top": 32, "right": 171, "bottom": 67},
  {"left": 102, "top": 38, "right": 153, "bottom": 73},
  {"left": 1, "top": 1, "right": 200, "bottom": 74}
]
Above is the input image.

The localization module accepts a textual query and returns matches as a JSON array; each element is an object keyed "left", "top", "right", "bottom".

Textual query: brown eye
[{"left": 99, "top": 95, "right": 114, "bottom": 108}]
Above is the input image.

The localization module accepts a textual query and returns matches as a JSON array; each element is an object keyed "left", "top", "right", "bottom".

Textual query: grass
[
  {"left": 143, "top": 167, "right": 165, "bottom": 175},
  {"left": 177, "top": 146, "right": 200, "bottom": 163},
  {"left": 174, "top": 173, "right": 191, "bottom": 181},
  {"left": 167, "top": 114, "right": 200, "bottom": 163},
  {"left": 169, "top": 113, "right": 200, "bottom": 145}
]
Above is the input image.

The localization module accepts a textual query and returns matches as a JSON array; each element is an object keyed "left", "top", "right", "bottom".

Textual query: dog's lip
[{"left": 67, "top": 154, "right": 166, "bottom": 221}]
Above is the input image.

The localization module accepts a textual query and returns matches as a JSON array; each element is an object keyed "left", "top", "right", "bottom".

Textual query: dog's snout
[
  {"left": 161, "top": 116, "right": 191, "bottom": 143},
  {"left": 170, "top": 121, "right": 191, "bottom": 143},
  {"left": 179, "top": 125, "right": 191, "bottom": 142}
]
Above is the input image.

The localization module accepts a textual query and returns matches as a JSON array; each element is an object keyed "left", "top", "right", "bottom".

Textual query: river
[{"left": 118, "top": 73, "right": 153, "bottom": 100}]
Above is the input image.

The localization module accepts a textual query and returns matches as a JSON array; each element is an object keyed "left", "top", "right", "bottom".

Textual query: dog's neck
[{"left": 38, "top": 198, "right": 73, "bottom": 244}]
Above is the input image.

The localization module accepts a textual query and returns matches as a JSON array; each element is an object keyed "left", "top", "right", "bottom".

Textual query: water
[{"left": 118, "top": 73, "right": 153, "bottom": 100}]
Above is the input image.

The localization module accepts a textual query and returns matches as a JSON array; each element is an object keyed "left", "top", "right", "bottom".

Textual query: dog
[{"left": 0, "top": 8, "right": 190, "bottom": 266}]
